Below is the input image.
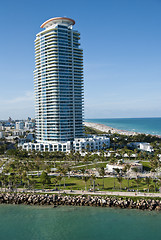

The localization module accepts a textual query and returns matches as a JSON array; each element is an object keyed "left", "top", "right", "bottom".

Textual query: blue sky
[{"left": 0, "top": 0, "right": 160, "bottom": 120}]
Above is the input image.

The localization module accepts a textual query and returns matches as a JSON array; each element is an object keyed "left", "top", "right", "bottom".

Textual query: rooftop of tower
[{"left": 40, "top": 17, "right": 75, "bottom": 29}]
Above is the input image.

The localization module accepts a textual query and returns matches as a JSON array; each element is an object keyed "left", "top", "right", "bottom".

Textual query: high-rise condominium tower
[
  {"left": 34, "top": 17, "right": 84, "bottom": 143},
  {"left": 22, "top": 17, "right": 110, "bottom": 152}
]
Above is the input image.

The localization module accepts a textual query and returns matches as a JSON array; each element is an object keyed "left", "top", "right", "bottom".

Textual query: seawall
[{"left": 0, "top": 193, "right": 161, "bottom": 211}]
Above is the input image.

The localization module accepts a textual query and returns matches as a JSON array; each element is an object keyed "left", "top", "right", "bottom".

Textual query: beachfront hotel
[{"left": 23, "top": 17, "right": 109, "bottom": 152}]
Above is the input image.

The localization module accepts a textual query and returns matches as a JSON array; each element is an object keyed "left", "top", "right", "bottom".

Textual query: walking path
[
  {"left": 46, "top": 190, "right": 161, "bottom": 198},
  {"left": 10, "top": 188, "right": 161, "bottom": 198}
]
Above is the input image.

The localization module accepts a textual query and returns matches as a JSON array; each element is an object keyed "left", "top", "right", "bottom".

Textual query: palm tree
[
  {"left": 149, "top": 184, "right": 155, "bottom": 192},
  {"left": 114, "top": 168, "right": 122, "bottom": 190},
  {"left": 74, "top": 151, "right": 81, "bottom": 164},
  {"left": 100, "top": 150, "right": 105, "bottom": 162},
  {"left": 52, "top": 178, "right": 58, "bottom": 189},
  {"left": 67, "top": 166, "right": 71, "bottom": 179},
  {"left": 22, "top": 170, "right": 28, "bottom": 190},
  {"left": 35, "top": 156, "right": 41, "bottom": 176},
  {"left": 62, "top": 168, "right": 67, "bottom": 188},
  {"left": 45, "top": 165, "right": 51, "bottom": 174},
  {"left": 57, "top": 166, "right": 67, "bottom": 188},
  {"left": 145, "top": 177, "right": 151, "bottom": 192},
  {"left": 133, "top": 167, "right": 141, "bottom": 190},
  {"left": 143, "top": 151, "right": 148, "bottom": 161},
  {"left": 29, "top": 178, "right": 36, "bottom": 192},
  {"left": 68, "top": 152, "right": 74, "bottom": 165},
  {"left": 134, "top": 177, "right": 141, "bottom": 191},
  {"left": 117, "top": 176, "right": 123, "bottom": 190},
  {"left": 83, "top": 152, "right": 91, "bottom": 167},
  {"left": 125, "top": 164, "right": 131, "bottom": 190},
  {"left": 40, "top": 171, "right": 50, "bottom": 188},
  {"left": 99, "top": 167, "right": 105, "bottom": 189},
  {"left": 134, "top": 149, "right": 138, "bottom": 160},
  {"left": 153, "top": 179, "right": 158, "bottom": 192},
  {"left": 90, "top": 174, "right": 96, "bottom": 192},
  {"left": 56, "top": 175, "right": 62, "bottom": 192},
  {"left": 81, "top": 168, "right": 85, "bottom": 179},
  {"left": 1, "top": 173, "right": 8, "bottom": 192},
  {"left": 83, "top": 176, "right": 89, "bottom": 191},
  {"left": 109, "top": 157, "right": 117, "bottom": 164},
  {"left": 112, "top": 168, "right": 118, "bottom": 190}
]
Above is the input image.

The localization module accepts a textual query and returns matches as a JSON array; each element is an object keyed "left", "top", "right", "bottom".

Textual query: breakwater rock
[{"left": 0, "top": 193, "right": 161, "bottom": 211}]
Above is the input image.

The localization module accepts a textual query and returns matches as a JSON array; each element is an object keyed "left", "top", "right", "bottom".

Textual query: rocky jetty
[{"left": 0, "top": 193, "right": 161, "bottom": 211}]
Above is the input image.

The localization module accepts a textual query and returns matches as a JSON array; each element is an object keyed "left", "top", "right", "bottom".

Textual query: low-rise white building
[
  {"left": 16, "top": 122, "right": 24, "bottom": 130},
  {"left": 128, "top": 142, "right": 154, "bottom": 152},
  {"left": 139, "top": 143, "right": 153, "bottom": 152},
  {"left": 12, "top": 130, "right": 25, "bottom": 136},
  {"left": 73, "top": 136, "right": 110, "bottom": 152},
  {"left": 0, "top": 132, "right": 4, "bottom": 138},
  {"left": 24, "top": 121, "right": 35, "bottom": 130},
  {"left": 106, "top": 164, "right": 124, "bottom": 173},
  {"left": 106, "top": 162, "right": 143, "bottom": 174},
  {"left": 22, "top": 136, "right": 110, "bottom": 153},
  {"left": 0, "top": 123, "right": 3, "bottom": 131},
  {"left": 23, "top": 141, "right": 71, "bottom": 152}
]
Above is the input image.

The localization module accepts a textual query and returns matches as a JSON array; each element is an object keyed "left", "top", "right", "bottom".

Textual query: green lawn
[
  {"left": 72, "top": 162, "right": 107, "bottom": 170},
  {"left": 141, "top": 161, "right": 151, "bottom": 171},
  {"left": 31, "top": 176, "right": 158, "bottom": 193}
]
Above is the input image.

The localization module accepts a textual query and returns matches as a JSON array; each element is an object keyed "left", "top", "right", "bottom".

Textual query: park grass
[
  {"left": 141, "top": 161, "right": 151, "bottom": 171},
  {"left": 72, "top": 162, "right": 107, "bottom": 170},
  {"left": 31, "top": 176, "right": 158, "bottom": 193}
]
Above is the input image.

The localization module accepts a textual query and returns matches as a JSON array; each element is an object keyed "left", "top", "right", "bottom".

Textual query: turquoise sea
[
  {"left": 86, "top": 118, "right": 161, "bottom": 136},
  {"left": 0, "top": 205, "right": 161, "bottom": 240}
]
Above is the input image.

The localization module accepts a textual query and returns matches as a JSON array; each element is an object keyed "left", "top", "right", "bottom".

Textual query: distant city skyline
[{"left": 0, "top": 0, "right": 161, "bottom": 119}]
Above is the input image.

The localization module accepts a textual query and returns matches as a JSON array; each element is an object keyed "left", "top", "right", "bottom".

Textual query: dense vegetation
[
  {"left": 0, "top": 127, "right": 160, "bottom": 193},
  {"left": 84, "top": 126, "right": 107, "bottom": 135}
]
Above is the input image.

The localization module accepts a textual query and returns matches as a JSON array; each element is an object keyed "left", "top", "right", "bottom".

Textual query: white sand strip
[{"left": 84, "top": 122, "right": 138, "bottom": 136}]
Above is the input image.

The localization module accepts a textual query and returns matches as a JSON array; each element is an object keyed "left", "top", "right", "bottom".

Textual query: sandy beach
[
  {"left": 85, "top": 122, "right": 138, "bottom": 136},
  {"left": 85, "top": 121, "right": 161, "bottom": 138}
]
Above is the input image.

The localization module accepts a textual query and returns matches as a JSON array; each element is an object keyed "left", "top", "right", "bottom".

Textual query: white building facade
[
  {"left": 23, "top": 136, "right": 110, "bottom": 153},
  {"left": 16, "top": 122, "right": 24, "bottom": 130},
  {"left": 73, "top": 136, "right": 110, "bottom": 152},
  {"left": 0, "top": 132, "right": 4, "bottom": 139},
  {"left": 128, "top": 142, "right": 154, "bottom": 152},
  {"left": 23, "top": 141, "right": 71, "bottom": 152},
  {"left": 35, "top": 17, "right": 84, "bottom": 142}
]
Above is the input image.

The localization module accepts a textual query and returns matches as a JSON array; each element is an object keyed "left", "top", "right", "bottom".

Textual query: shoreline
[
  {"left": 0, "top": 192, "right": 161, "bottom": 211},
  {"left": 85, "top": 122, "right": 161, "bottom": 137},
  {"left": 85, "top": 122, "right": 138, "bottom": 136}
]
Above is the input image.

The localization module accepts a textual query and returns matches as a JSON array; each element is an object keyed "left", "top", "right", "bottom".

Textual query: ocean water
[
  {"left": 86, "top": 118, "right": 161, "bottom": 136},
  {"left": 0, "top": 205, "right": 160, "bottom": 240}
]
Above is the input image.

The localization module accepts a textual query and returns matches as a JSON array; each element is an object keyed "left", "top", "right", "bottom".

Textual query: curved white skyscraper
[
  {"left": 34, "top": 17, "right": 84, "bottom": 143},
  {"left": 22, "top": 17, "right": 110, "bottom": 152}
]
